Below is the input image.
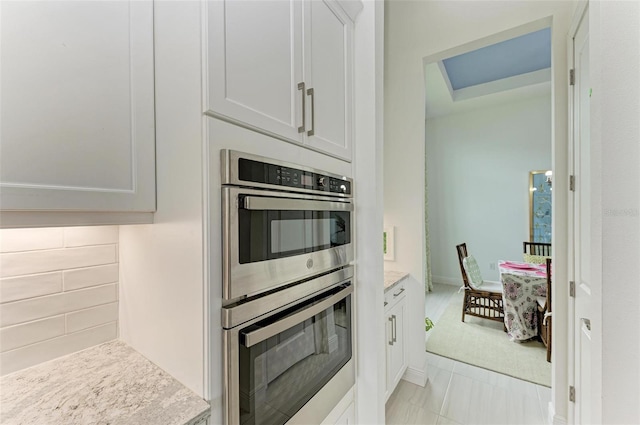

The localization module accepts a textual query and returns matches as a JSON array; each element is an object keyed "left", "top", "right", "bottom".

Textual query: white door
[
  {"left": 207, "top": 0, "right": 304, "bottom": 143},
  {"left": 0, "top": 1, "right": 156, "bottom": 212},
  {"left": 571, "top": 8, "right": 592, "bottom": 424},
  {"left": 303, "top": 0, "right": 352, "bottom": 161}
]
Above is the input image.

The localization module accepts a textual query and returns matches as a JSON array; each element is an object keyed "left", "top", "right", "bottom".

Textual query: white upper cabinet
[
  {"left": 207, "top": 0, "right": 355, "bottom": 161},
  {"left": 207, "top": 0, "right": 304, "bottom": 143},
  {"left": 0, "top": 1, "right": 155, "bottom": 216},
  {"left": 303, "top": 0, "right": 352, "bottom": 161}
]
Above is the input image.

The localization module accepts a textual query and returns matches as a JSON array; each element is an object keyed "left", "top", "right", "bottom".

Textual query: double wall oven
[{"left": 221, "top": 150, "right": 355, "bottom": 425}]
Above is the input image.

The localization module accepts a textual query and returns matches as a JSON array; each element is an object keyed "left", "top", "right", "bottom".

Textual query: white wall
[
  {"left": 384, "top": 0, "right": 572, "bottom": 421},
  {"left": 590, "top": 1, "right": 640, "bottom": 423},
  {"left": 427, "top": 94, "right": 551, "bottom": 284},
  {"left": 118, "top": 0, "right": 206, "bottom": 398}
]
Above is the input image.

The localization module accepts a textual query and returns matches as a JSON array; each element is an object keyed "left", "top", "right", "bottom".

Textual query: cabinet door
[
  {"left": 0, "top": 1, "right": 155, "bottom": 212},
  {"left": 208, "top": 0, "right": 304, "bottom": 143},
  {"left": 385, "top": 298, "right": 406, "bottom": 397},
  {"left": 303, "top": 0, "right": 353, "bottom": 161}
]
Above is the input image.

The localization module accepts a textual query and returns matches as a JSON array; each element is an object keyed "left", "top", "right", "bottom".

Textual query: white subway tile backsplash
[
  {"left": 0, "top": 245, "right": 116, "bottom": 278},
  {"left": 64, "top": 226, "right": 118, "bottom": 247},
  {"left": 66, "top": 303, "right": 118, "bottom": 334},
  {"left": 0, "top": 284, "right": 118, "bottom": 328},
  {"left": 0, "top": 226, "right": 119, "bottom": 374},
  {"left": 0, "top": 322, "right": 117, "bottom": 376},
  {"left": 64, "top": 264, "right": 119, "bottom": 291},
  {"left": 0, "top": 228, "right": 63, "bottom": 253},
  {"left": 0, "top": 272, "right": 63, "bottom": 304},
  {"left": 0, "top": 316, "right": 65, "bottom": 352}
]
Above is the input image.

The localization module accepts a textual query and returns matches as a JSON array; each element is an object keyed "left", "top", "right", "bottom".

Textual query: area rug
[{"left": 425, "top": 292, "right": 551, "bottom": 387}]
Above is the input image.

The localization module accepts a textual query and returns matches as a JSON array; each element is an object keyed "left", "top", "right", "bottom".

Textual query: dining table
[{"left": 498, "top": 260, "right": 548, "bottom": 342}]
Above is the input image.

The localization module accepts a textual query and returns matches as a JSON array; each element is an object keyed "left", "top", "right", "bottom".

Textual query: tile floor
[{"left": 385, "top": 283, "right": 551, "bottom": 425}]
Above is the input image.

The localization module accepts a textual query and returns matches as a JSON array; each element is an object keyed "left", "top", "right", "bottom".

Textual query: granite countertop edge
[
  {"left": 384, "top": 270, "right": 410, "bottom": 292},
  {"left": 0, "top": 340, "right": 210, "bottom": 425}
]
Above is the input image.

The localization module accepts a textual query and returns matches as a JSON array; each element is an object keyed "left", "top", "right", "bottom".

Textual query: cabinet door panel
[
  {"left": 208, "top": 0, "right": 303, "bottom": 142},
  {"left": 385, "top": 297, "right": 406, "bottom": 399},
  {"left": 0, "top": 1, "right": 155, "bottom": 212},
  {"left": 304, "top": 0, "right": 352, "bottom": 161},
  {"left": 389, "top": 301, "right": 406, "bottom": 387}
]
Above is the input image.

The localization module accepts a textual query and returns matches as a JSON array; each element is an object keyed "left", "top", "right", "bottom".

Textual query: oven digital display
[{"left": 301, "top": 174, "right": 313, "bottom": 186}]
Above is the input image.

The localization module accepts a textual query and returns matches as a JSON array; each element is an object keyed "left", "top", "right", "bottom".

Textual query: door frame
[{"left": 565, "top": 1, "right": 602, "bottom": 424}]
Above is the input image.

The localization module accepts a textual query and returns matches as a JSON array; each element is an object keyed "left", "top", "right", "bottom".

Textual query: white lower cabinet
[{"left": 385, "top": 284, "right": 407, "bottom": 401}]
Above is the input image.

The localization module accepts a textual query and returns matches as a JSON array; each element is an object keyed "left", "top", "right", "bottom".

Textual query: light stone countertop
[
  {"left": 384, "top": 270, "right": 409, "bottom": 292},
  {"left": 0, "top": 340, "right": 210, "bottom": 425}
]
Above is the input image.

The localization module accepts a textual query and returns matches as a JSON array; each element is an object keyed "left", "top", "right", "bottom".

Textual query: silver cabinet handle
[
  {"left": 389, "top": 316, "right": 393, "bottom": 345},
  {"left": 242, "top": 284, "right": 352, "bottom": 347},
  {"left": 392, "top": 314, "right": 397, "bottom": 343},
  {"left": 298, "top": 82, "right": 306, "bottom": 133},
  {"left": 307, "top": 87, "right": 315, "bottom": 136},
  {"left": 242, "top": 196, "right": 352, "bottom": 212},
  {"left": 393, "top": 287, "right": 405, "bottom": 297}
]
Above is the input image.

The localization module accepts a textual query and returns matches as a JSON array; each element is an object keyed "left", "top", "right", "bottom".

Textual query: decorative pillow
[
  {"left": 523, "top": 253, "right": 550, "bottom": 265},
  {"left": 462, "top": 255, "right": 484, "bottom": 289}
]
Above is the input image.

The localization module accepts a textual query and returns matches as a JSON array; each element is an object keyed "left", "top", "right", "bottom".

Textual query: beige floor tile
[
  {"left": 465, "top": 379, "right": 509, "bottom": 425},
  {"left": 505, "top": 390, "right": 547, "bottom": 425},
  {"left": 440, "top": 373, "right": 473, "bottom": 423},
  {"left": 437, "top": 415, "right": 462, "bottom": 425},
  {"left": 387, "top": 398, "right": 439, "bottom": 425},
  {"left": 411, "top": 364, "right": 452, "bottom": 415},
  {"left": 452, "top": 361, "right": 491, "bottom": 383}
]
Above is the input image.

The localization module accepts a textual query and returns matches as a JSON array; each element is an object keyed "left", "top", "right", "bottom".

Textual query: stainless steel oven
[
  {"left": 223, "top": 267, "right": 355, "bottom": 425},
  {"left": 221, "top": 150, "right": 353, "bottom": 302}
]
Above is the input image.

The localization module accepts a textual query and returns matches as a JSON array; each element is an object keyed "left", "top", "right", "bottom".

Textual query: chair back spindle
[{"left": 523, "top": 241, "right": 552, "bottom": 256}]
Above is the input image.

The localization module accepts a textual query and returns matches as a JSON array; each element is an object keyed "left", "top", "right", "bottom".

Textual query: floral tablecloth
[{"left": 499, "top": 261, "right": 547, "bottom": 342}]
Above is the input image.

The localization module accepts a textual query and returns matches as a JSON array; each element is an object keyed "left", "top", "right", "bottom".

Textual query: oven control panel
[{"left": 237, "top": 158, "right": 352, "bottom": 196}]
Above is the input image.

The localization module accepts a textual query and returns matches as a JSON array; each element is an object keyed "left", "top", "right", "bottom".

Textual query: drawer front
[{"left": 384, "top": 281, "right": 406, "bottom": 310}]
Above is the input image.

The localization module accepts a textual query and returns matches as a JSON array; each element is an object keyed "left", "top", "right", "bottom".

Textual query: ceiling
[{"left": 425, "top": 27, "right": 552, "bottom": 118}]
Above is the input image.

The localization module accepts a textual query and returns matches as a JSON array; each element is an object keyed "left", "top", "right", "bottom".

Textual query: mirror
[{"left": 529, "top": 170, "right": 552, "bottom": 242}]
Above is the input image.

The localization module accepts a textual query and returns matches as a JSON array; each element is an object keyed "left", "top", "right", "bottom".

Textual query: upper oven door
[{"left": 223, "top": 187, "right": 353, "bottom": 301}]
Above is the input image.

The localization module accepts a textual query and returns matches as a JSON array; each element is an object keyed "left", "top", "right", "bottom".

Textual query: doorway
[{"left": 423, "top": 19, "right": 553, "bottom": 384}]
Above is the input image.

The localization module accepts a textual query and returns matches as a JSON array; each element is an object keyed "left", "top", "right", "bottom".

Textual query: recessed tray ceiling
[{"left": 442, "top": 27, "right": 551, "bottom": 90}]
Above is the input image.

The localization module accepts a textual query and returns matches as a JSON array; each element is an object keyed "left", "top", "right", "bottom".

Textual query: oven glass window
[
  {"left": 238, "top": 208, "right": 350, "bottom": 264},
  {"left": 238, "top": 293, "right": 352, "bottom": 425}
]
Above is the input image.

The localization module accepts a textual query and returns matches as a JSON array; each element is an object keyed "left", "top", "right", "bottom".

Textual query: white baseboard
[
  {"left": 431, "top": 276, "right": 460, "bottom": 287},
  {"left": 402, "top": 365, "right": 428, "bottom": 387},
  {"left": 549, "top": 402, "right": 567, "bottom": 425}
]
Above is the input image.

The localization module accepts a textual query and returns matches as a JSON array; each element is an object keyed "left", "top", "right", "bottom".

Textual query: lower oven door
[
  {"left": 224, "top": 284, "right": 354, "bottom": 425},
  {"left": 223, "top": 186, "right": 353, "bottom": 301}
]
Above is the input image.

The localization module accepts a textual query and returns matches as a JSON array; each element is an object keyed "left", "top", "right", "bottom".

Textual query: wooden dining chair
[
  {"left": 523, "top": 241, "right": 552, "bottom": 256},
  {"left": 456, "top": 243, "right": 504, "bottom": 324},
  {"left": 537, "top": 258, "right": 552, "bottom": 362}
]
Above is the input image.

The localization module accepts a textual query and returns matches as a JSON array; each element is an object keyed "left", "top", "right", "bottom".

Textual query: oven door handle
[
  {"left": 241, "top": 284, "right": 353, "bottom": 348},
  {"left": 242, "top": 196, "right": 353, "bottom": 212}
]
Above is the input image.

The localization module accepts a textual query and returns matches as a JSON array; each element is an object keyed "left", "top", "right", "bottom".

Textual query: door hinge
[
  {"left": 570, "top": 281, "right": 575, "bottom": 297},
  {"left": 570, "top": 69, "right": 575, "bottom": 86},
  {"left": 570, "top": 175, "right": 576, "bottom": 191},
  {"left": 569, "top": 386, "right": 576, "bottom": 402}
]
